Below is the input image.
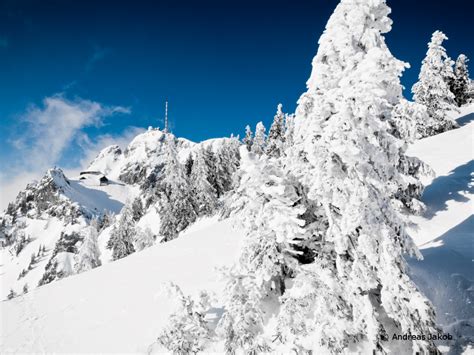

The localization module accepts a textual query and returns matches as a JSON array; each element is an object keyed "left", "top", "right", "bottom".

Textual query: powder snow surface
[
  {"left": 407, "top": 105, "right": 474, "bottom": 351},
  {"left": 0, "top": 107, "right": 472, "bottom": 353},
  {"left": 1, "top": 217, "right": 243, "bottom": 353}
]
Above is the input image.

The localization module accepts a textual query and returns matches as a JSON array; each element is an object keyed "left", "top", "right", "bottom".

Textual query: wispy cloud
[
  {"left": 85, "top": 45, "right": 111, "bottom": 72},
  {"left": 0, "top": 95, "right": 136, "bottom": 211}
]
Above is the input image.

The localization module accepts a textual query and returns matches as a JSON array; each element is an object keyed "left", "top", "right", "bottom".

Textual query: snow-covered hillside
[
  {"left": 407, "top": 105, "right": 474, "bottom": 353},
  {"left": 1, "top": 107, "right": 472, "bottom": 353},
  {"left": 0, "top": 127, "right": 240, "bottom": 301},
  {"left": 1, "top": 217, "right": 243, "bottom": 353}
]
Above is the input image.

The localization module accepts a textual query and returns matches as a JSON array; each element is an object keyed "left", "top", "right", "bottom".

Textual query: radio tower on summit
[{"left": 164, "top": 100, "right": 169, "bottom": 133}]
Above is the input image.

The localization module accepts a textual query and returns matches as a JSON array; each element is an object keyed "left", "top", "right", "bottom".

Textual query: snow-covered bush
[
  {"left": 133, "top": 226, "right": 155, "bottom": 251},
  {"left": 156, "top": 283, "right": 211, "bottom": 354},
  {"left": 216, "top": 268, "right": 270, "bottom": 354}
]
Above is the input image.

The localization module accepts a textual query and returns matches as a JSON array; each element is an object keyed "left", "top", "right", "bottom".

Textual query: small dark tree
[
  {"left": 450, "top": 54, "right": 471, "bottom": 107},
  {"left": 131, "top": 197, "right": 144, "bottom": 222},
  {"left": 184, "top": 154, "right": 194, "bottom": 177},
  {"left": 7, "top": 289, "right": 17, "bottom": 300}
]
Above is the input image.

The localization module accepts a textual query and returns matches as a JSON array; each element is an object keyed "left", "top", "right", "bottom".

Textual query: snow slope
[
  {"left": 1, "top": 108, "right": 472, "bottom": 354},
  {"left": 1, "top": 217, "right": 243, "bottom": 353},
  {"left": 407, "top": 105, "right": 474, "bottom": 352}
]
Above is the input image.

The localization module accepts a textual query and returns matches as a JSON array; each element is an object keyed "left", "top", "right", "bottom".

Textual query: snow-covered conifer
[
  {"left": 214, "top": 139, "right": 240, "bottom": 197},
  {"left": 242, "top": 125, "right": 253, "bottom": 151},
  {"left": 184, "top": 153, "right": 194, "bottom": 177},
  {"left": 265, "top": 104, "right": 286, "bottom": 158},
  {"left": 251, "top": 122, "right": 266, "bottom": 155},
  {"left": 158, "top": 135, "right": 196, "bottom": 242},
  {"left": 390, "top": 99, "right": 428, "bottom": 141},
  {"left": 99, "top": 210, "right": 115, "bottom": 232},
  {"left": 231, "top": 147, "right": 306, "bottom": 293},
  {"left": 75, "top": 218, "right": 102, "bottom": 272},
  {"left": 131, "top": 197, "right": 144, "bottom": 222},
  {"left": 412, "top": 31, "right": 458, "bottom": 136},
  {"left": 387, "top": 100, "right": 434, "bottom": 213},
  {"left": 107, "top": 203, "right": 136, "bottom": 260},
  {"left": 217, "top": 148, "right": 307, "bottom": 351},
  {"left": 450, "top": 54, "right": 471, "bottom": 107},
  {"left": 190, "top": 148, "right": 218, "bottom": 215},
  {"left": 133, "top": 226, "right": 155, "bottom": 251},
  {"left": 157, "top": 283, "right": 211, "bottom": 354},
  {"left": 23, "top": 283, "right": 29, "bottom": 294},
  {"left": 283, "top": 113, "right": 295, "bottom": 153},
  {"left": 286, "top": 0, "right": 438, "bottom": 352}
]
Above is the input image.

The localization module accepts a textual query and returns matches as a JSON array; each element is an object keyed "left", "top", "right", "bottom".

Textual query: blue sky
[{"left": 0, "top": 0, "right": 472, "bottom": 207}]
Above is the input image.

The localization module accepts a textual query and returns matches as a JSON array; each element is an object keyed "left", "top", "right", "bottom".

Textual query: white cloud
[{"left": 0, "top": 95, "right": 137, "bottom": 211}]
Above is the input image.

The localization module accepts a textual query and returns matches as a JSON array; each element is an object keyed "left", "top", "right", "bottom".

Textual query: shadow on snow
[{"left": 421, "top": 160, "right": 473, "bottom": 219}]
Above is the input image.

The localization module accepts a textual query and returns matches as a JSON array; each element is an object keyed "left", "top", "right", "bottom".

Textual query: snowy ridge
[{"left": 86, "top": 127, "right": 234, "bottom": 184}]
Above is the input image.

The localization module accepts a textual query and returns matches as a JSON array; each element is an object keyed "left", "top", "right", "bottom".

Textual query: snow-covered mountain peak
[{"left": 87, "top": 144, "right": 122, "bottom": 175}]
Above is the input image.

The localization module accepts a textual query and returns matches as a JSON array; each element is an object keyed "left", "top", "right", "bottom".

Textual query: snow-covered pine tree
[
  {"left": 251, "top": 122, "right": 266, "bottom": 155},
  {"left": 107, "top": 202, "right": 136, "bottom": 260},
  {"left": 283, "top": 113, "right": 295, "bottom": 153},
  {"left": 131, "top": 197, "right": 144, "bottom": 222},
  {"left": 203, "top": 146, "right": 219, "bottom": 194},
  {"left": 99, "top": 210, "right": 115, "bottom": 232},
  {"left": 75, "top": 218, "right": 102, "bottom": 273},
  {"left": 450, "top": 54, "right": 471, "bottom": 107},
  {"left": 231, "top": 147, "right": 306, "bottom": 293},
  {"left": 217, "top": 148, "right": 308, "bottom": 351},
  {"left": 284, "top": 0, "right": 438, "bottom": 353},
  {"left": 158, "top": 135, "right": 196, "bottom": 242},
  {"left": 190, "top": 147, "right": 218, "bottom": 215},
  {"left": 265, "top": 104, "right": 286, "bottom": 158},
  {"left": 156, "top": 283, "right": 211, "bottom": 354},
  {"left": 390, "top": 99, "right": 434, "bottom": 213},
  {"left": 133, "top": 226, "right": 155, "bottom": 251},
  {"left": 214, "top": 138, "right": 241, "bottom": 197},
  {"left": 23, "top": 283, "right": 29, "bottom": 294},
  {"left": 412, "top": 30, "right": 458, "bottom": 136},
  {"left": 242, "top": 125, "right": 253, "bottom": 151}
]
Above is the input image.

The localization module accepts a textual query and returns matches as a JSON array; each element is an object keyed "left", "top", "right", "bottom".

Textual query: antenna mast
[{"left": 164, "top": 101, "right": 169, "bottom": 133}]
